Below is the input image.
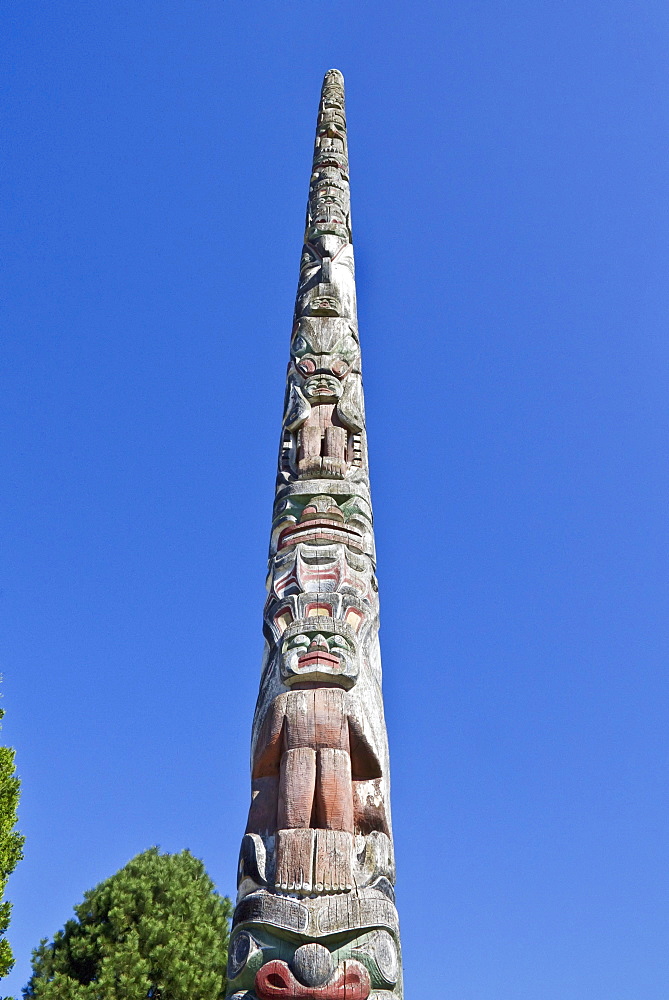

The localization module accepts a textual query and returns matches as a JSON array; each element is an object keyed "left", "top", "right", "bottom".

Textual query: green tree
[
  {"left": 24, "top": 848, "right": 232, "bottom": 1000},
  {"left": 0, "top": 698, "right": 25, "bottom": 984}
]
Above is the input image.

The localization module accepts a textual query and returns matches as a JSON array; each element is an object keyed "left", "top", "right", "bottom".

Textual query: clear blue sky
[{"left": 2, "top": 2, "right": 668, "bottom": 997}]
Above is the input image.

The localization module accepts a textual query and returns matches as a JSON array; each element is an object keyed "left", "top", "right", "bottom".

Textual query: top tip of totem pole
[{"left": 322, "top": 68, "right": 345, "bottom": 88}]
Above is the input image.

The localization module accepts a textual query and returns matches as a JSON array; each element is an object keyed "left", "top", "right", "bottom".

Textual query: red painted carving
[
  {"left": 252, "top": 688, "right": 382, "bottom": 836},
  {"left": 255, "top": 960, "right": 371, "bottom": 1000},
  {"left": 297, "top": 651, "right": 341, "bottom": 671},
  {"left": 278, "top": 518, "right": 364, "bottom": 552},
  {"left": 247, "top": 687, "right": 387, "bottom": 889}
]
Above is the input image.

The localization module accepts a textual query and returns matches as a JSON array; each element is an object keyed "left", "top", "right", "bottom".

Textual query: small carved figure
[{"left": 284, "top": 377, "right": 344, "bottom": 477}]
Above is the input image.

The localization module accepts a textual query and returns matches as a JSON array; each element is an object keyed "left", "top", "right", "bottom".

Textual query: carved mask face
[
  {"left": 302, "top": 373, "right": 342, "bottom": 402},
  {"left": 280, "top": 622, "right": 358, "bottom": 688},
  {"left": 310, "top": 165, "right": 349, "bottom": 201},
  {"left": 311, "top": 182, "right": 349, "bottom": 216},
  {"left": 312, "top": 157, "right": 348, "bottom": 184},
  {"left": 312, "top": 199, "right": 346, "bottom": 226}
]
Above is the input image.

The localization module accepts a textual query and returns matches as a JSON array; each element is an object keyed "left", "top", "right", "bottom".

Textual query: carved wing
[
  {"left": 347, "top": 712, "right": 383, "bottom": 780},
  {"left": 336, "top": 375, "right": 364, "bottom": 432},
  {"left": 252, "top": 698, "right": 285, "bottom": 778},
  {"left": 284, "top": 383, "right": 311, "bottom": 432}
]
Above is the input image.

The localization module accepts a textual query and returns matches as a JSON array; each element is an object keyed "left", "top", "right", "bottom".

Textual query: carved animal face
[
  {"left": 296, "top": 244, "right": 355, "bottom": 321},
  {"left": 271, "top": 542, "right": 376, "bottom": 605},
  {"left": 271, "top": 492, "right": 373, "bottom": 558},
  {"left": 292, "top": 320, "right": 359, "bottom": 380},
  {"left": 226, "top": 924, "right": 400, "bottom": 997}
]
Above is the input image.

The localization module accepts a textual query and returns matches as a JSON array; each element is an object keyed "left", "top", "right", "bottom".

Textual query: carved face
[
  {"left": 292, "top": 323, "right": 358, "bottom": 380},
  {"left": 305, "top": 184, "right": 350, "bottom": 240},
  {"left": 312, "top": 147, "right": 348, "bottom": 172},
  {"left": 323, "top": 91, "right": 346, "bottom": 113},
  {"left": 302, "top": 373, "right": 342, "bottom": 403},
  {"left": 310, "top": 165, "right": 349, "bottom": 204},
  {"left": 271, "top": 541, "right": 377, "bottom": 605},
  {"left": 311, "top": 182, "right": 349, "bottom": 216},
  {"left": 227, "top": 923, "right": 400, "bottom": 998},
  {"left": 270, "top": 493, "right": 374, "bottom": 561},
  {"left": 280, "top": 624, "right": 357, "bottom": 687},
  {"left": 305, "top": 295, "right": 342, "bottom": 317}
]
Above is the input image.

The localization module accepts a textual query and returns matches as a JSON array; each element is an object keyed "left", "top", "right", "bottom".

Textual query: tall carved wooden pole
[{"left": 227, "top": 69, "right": 403, "bottom": 1000}]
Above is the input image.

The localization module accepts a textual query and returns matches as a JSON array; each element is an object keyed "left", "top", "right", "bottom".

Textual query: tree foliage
[
  {"left": 24, "top": 848, "right": 232, "bottom": 1000},
  {"left": 0, "top": 699, "right": 25, "bottom": 983}
]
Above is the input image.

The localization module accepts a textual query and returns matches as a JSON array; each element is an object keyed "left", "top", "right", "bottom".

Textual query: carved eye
[
  {"left": 297, "top": 358, "right": 316, "bottom": 375},
  {"left": 292, "top": 337, "right": 307, "bottom": 354},
  {"left": 227, "top": 931, "right": 261, "bottom": 980},
  {"left": 352, "top": 931, "right": 399, "bottom": 988},
  {"left": 331, "top": 359, "right": 348, "bottom": 377}
]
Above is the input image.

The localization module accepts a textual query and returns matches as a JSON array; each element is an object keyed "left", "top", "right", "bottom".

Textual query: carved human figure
[
  {"left": 283, "top": 374, "right": 347, "bottom": 477},
  {"left": 284, "top": 367, "right": 363, "bottom": 480},
  {"left": 247, "top": 686, "right": 385, "bottom": 891},
  {"left": 297, "top": 378, "right": 347, "bottom": 476}
]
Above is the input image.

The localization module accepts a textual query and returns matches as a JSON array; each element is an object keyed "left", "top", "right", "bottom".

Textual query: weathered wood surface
[{"left": 226, "top": 69, "right": 402, "bottom": 1000}]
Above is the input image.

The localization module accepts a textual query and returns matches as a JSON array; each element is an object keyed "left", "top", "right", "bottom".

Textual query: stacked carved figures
[{"left": 227, "top": 70, "right": 403, "bottom": 1000}]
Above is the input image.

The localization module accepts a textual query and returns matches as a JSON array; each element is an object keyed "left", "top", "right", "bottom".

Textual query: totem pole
[{"left": 227, "top": 69, "right": 403, "bottom": 1000}]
